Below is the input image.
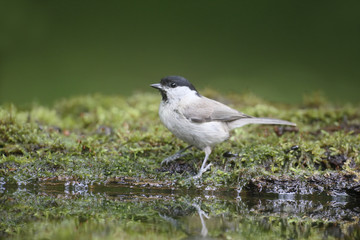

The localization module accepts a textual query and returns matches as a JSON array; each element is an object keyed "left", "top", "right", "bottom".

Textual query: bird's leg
[
  {"left": 191, "top": 203, "right": 209, "bottom": 237},
  {"left": 193, "top": 146, "right": 212, "bottom": 179},
  {"left": 161, "top": 145, "right": 193, "bottom": 165}
]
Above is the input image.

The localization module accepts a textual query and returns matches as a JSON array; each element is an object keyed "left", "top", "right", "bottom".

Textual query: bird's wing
[{"left": 182, "top": 97, "right": 251, "bottom": 123}]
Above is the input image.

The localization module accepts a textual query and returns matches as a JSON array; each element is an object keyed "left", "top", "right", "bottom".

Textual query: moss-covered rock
[{"left": 0, "top": 91, "right": 359, "bottom": 195}]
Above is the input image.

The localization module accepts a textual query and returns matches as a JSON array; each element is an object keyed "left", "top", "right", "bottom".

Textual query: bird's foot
[
  {"left": 192, "top": 163, "right": 212, "bottom": 179},
  {"left": 161, "top": 152, "right": 190, "bottom": 165},
  {"left": 161, "top": 146, "right": 193, "bottom": 165}
]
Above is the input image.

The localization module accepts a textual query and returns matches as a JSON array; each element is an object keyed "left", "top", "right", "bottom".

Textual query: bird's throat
[{"left": 160, "top": 90, "right": 168, "bottom": 102}]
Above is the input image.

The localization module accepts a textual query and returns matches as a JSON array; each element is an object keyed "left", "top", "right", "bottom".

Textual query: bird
[{"left": 151, "top": 76, "right": 296, "bottom": 179}]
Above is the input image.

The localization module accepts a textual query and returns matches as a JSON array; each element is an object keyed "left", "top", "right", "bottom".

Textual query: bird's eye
[{"left": 170, "top": 82, "right": 177, "bottom": 88}]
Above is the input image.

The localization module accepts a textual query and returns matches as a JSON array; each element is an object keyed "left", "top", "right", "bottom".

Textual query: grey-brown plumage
[{"left": 183, "top": 96, "right": 251, "bottom": 123}]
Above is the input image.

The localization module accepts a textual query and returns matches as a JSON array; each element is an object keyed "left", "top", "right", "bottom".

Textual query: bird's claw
[
  {"left": 192, "top": 163, "right": 212, "bottom": 179},
  {"left": 202, "top": 163, "right": 212, "bottom": 172},
  {"left": 161, "top": 152, "right": 190, "bottom": 165},
  {"left": 161, "top": 157, "right": 175, "bottom": 165}
]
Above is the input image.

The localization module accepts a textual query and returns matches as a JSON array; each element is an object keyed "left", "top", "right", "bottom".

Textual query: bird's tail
[{"left": 228, "top": 117, "right": 296, "bottom": 130}]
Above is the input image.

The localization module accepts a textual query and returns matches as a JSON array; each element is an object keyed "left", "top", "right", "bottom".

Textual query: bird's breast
[{"left": 158, "top": 102, "right": 230, "bottom": 149}]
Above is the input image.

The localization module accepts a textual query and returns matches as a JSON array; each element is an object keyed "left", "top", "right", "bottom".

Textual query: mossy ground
[{"left": 0, "top": 91, "right": 359, "bottom": 194}]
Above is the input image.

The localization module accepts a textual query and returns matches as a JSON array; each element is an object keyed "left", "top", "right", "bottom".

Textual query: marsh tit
[{"left": 151, "top": 76, "right": 296, "bottom": 179}]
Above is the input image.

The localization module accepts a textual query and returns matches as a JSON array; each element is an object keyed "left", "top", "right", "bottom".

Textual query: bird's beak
[{"left": 150, "top": 83, "right": 162, "bottom": 90}]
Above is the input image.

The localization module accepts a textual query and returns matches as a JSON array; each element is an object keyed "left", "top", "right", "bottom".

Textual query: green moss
[{"left": 0, "top": 91, "right": 359, "bottom": 189}]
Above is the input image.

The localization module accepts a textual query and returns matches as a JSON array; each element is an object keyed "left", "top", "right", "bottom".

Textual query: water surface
[{"left": 1, "top": 183, "right": 359, "bottom": 239}]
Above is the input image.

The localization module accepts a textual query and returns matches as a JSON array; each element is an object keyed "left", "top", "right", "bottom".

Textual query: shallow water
[{"left": 1, "top": 182, "right": 359, "bottom": 239}]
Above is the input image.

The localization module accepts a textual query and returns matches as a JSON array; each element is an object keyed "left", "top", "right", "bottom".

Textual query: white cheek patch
[{"left": 168, "top": 86, "right": 197, "bottom": 100}]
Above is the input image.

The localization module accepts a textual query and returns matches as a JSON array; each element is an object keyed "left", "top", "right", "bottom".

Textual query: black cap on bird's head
[
  {"left": 160, "top": 76, "right": 198, "bottom": 92},
  {"left": 151, "top": 76, "right": 199, "bottom": 101}
]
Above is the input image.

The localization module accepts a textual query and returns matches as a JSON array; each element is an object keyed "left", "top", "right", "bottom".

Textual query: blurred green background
[{"left": 1, "top": 0, "right": 359, "bottom": 105}]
